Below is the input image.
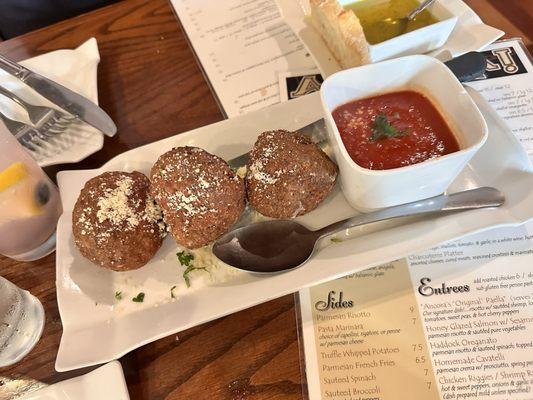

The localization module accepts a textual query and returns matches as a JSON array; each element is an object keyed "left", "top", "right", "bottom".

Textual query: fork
[
  {"left": 0, "top": 110, "right": 59, "bottom": 158},
  {"left": 0, "top": 85, "right": 74, "bottom": 135}
]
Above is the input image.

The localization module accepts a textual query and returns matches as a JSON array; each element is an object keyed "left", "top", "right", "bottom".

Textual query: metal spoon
[
  {"left": 212, "top": 187, "right": 505, "bottom": 274},
  {"left": 379, "top": 0, "right": 437, "bottom": 35}
]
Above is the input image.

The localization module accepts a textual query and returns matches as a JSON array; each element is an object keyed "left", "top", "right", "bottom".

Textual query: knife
[
  {"left": 445, "top": 51, "right": 487, "bottom": 82},
  {"left": 0, "top": 54, "right": 117, "bottom": 137}
]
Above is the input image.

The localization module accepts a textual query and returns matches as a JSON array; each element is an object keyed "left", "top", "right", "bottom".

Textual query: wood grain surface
[{"left": 0, "top": 0, "right": 530, "bottom": 398}]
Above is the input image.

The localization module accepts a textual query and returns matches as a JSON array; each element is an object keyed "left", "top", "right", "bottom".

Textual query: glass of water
[
  {"left": 0, "top": 276, "right": 45, "bottom": 367},
  {"left": 0, "top": 122, "right": 62, "bottom": 261}
]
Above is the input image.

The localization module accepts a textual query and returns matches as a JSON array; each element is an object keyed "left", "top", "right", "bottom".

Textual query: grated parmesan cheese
[
  {"left": 96, "top": 177, "right": 139, "bottom": 229},
  {"left": 249, "top": 160, "right": 278, "bottom": 184},
  {"left": 75, "top": 173, "right": 166, "bottom": 245}
]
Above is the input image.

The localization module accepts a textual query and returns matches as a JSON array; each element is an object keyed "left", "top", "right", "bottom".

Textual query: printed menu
[
  {"left": 300, "top": 227, "right": 533, "bottom": 400},
  {"left": 299, "top": 39, "right": 533, "bottom": 400},
  {"left": 465, "top": 39, "right": 533, "bottom": 155},
  {"left": 170, "top": 0, "right": 315, "bottom": 117}
]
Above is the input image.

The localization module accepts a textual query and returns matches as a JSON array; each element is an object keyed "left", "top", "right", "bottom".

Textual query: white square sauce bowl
[{"left": 320, "top": 54, "right": 488, "bottom": 210}]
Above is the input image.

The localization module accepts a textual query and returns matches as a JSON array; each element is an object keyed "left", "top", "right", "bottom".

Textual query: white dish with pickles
[{"left": 55, "top": 89, "right": 533, "bottom": 371}]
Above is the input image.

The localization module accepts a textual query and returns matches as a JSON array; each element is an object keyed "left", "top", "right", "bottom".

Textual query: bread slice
[{"left": 310, "top": 0, "right": 371, "bottom": 69}]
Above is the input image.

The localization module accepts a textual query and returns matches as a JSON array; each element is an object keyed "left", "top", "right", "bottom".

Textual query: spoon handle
[
  {"left": 407, "top": 0, "right": 437, "bottom": 20},
  {"left": 315, "top": 187, "right": 505, "bottom": 238}
]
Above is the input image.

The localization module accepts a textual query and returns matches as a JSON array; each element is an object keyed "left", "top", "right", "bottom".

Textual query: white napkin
[{"left": 0, "top": 38, "right": 104, "bottom": 167}]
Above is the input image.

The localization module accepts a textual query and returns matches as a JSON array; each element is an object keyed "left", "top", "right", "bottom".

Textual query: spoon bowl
[
  {"left": 212, "top": 187, "right": 505, "bottom": 273},
  {"left": 213, "top": 220, "right": 319, "bottom": 273}
]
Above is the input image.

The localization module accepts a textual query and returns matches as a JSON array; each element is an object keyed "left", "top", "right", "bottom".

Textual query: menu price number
[
  {"left": 422, "top": 369, "right": 433, "bottom": 390},
  {"left": 413, "top": 351, "right": 434, "bottom": 392},
  {"left": 410, "top": 305, "right": 418, "bottom": 325},
  {"left": 415, "top": 355, "right": 426, "bottom": 363},
  {"left": 409, "top": 304, "right": 435, "bottom": 392},
  {"left": 412, "top": 343, "right": 424, "bottom": 352}
]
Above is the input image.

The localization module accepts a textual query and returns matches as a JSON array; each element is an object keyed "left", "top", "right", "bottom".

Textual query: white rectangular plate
[
  {"left": 275, "top": 0, "right": 504, "bottom": 77},
  {"left": 55, "top": 89, "right": 533, "bottom": 371},
  {"left": 19, "top": 361, "right": 129, "bottom": 399}
]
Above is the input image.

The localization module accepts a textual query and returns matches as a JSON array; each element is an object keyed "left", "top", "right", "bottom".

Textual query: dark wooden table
[{"left": 0, "top": 0, "right": 531, "bottom": 398}]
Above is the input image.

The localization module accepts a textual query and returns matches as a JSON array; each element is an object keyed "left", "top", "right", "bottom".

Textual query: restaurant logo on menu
[
  {"left": 287, "top": 74, "right": 323, "bottom": 100},
  {"left": 417, "top": 277, "right": 470, "bottom": 297},
  {"left": 314, "top": 290, "right": 354, "bottom": 311},
  {"left": 481, "top": 46, "right": 528, "bottom": 80}
]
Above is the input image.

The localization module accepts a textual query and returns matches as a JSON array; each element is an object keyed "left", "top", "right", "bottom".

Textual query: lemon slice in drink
[
  {"left": 0, "top": 162, "right": 28, "bottom": 192},
  {"left": 0, "top": 162, "right": 44, "bottom": 219}
]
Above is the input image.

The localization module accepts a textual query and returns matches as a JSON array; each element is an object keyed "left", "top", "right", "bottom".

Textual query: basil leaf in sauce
[
  {"left": 370, "top": 113, "right": 407, "bottom": 142},
  {"left": 132, "top": 292, "right": 145, "bottom": 302}
]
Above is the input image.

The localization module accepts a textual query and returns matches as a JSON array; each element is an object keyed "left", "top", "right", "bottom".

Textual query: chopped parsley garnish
[
  {"left": 132, "top": 292, "right": 145, "bottom": 302},
  {"left": 177, "top": 251, "right": 194, "bottom": 267},
  {"left": 115, "top": 291, "right": 122, "bottom": 300},
  {"left": 170, "top": 285, "right": 177, "bottom": 299},
  {"left": 183, "top": 265, "right": 208, "bottom": 288},
  {"left": 177, "top": 250, "right": 208, "bottom": 287},
  {"left": 330, "top": 237, "right": 343, "bottom": 243},
  {"left": 370, "top": 113, "right": 407, "bottom": 142}
]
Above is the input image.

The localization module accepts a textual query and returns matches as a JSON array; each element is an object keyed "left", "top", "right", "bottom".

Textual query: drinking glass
[
  {"left": 0, "top": 122, "right": 62, "bottom": 261},
  {"left": 0, "top": 276, "right": 45, "bottom": 367}
]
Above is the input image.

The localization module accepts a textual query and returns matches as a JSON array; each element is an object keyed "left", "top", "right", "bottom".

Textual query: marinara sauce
[{"left": 332, "top": 90, "right": 460, "bottom": 170}]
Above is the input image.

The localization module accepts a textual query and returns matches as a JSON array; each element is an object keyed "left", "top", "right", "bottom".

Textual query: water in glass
[
  {"left": 0, "top": 122, "right": 62, "bottom": 261},
  {"left": 0, "top": 276, "right": 45, "bottom": 367}
]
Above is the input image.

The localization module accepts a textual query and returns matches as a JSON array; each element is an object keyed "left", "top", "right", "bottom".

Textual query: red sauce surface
[{"left": 332, "top": 91, "right": 460, "bottom": 170}]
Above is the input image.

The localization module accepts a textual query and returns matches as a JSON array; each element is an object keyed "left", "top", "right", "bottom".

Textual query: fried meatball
[
  {"left": 150, "top": 146, "right": 246, "bottom": 249},
  {"left": 246, "top": 130, "right": 338, "bottom": 218},
  {"left": 72, "top": 171, "right": 166, "bottom": 271}
]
